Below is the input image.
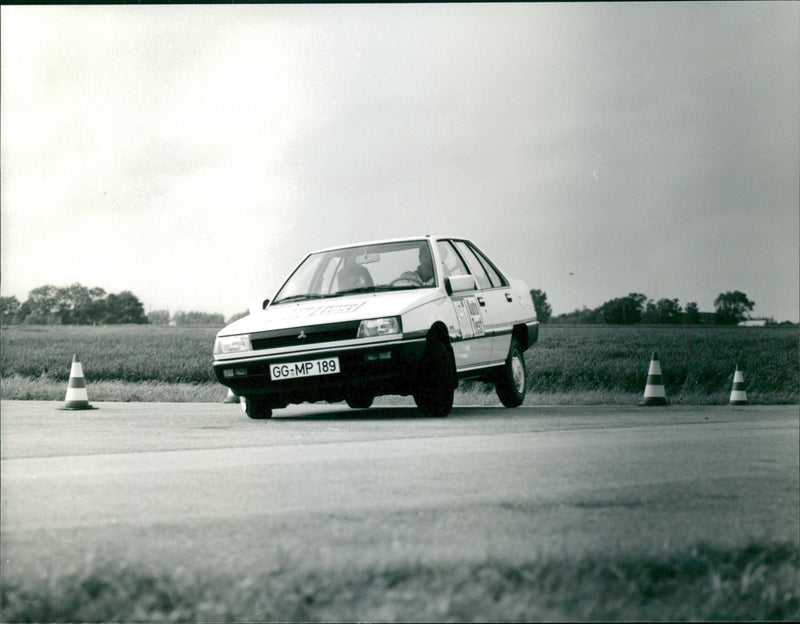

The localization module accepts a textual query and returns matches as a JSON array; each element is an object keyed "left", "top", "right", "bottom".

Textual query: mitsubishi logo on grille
[{"left": 297, "top": 330, "right": 307, "bottom": 339}]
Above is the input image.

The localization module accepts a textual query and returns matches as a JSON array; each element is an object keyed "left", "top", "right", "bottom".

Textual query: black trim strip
[
  {"left": 402, "top": 330, "right": 429, "bottom": 340},
  {"left": 489, "top": 327, "right": 513, "bottom": 337}
]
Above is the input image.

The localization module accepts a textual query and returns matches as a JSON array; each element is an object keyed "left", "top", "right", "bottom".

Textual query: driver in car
[{"left": 397, "top": 244, "right": 435, "bottom": 286}]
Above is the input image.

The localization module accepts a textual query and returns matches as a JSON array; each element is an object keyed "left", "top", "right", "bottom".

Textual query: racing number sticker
[{"left": 453, "top": 296, "right": 485, "bottom": 339}]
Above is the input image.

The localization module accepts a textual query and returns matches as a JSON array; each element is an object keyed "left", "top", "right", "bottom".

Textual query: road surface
[{"left": 1, "top": 401, "right": 797, "bottom": 580}]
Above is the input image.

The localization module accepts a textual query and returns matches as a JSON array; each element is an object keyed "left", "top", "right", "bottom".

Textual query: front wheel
[
  {"left": 241, "top": 396, "right": 273, "bottom": 419},
  {"left": 495, "top": 339, "right": 527, "bottom": 408},
  {"left": 413, "top": 339, "right": 455, "bottom": 417},
  {"left": 345, "top": 394, "right": 374, "bottom": 409}
]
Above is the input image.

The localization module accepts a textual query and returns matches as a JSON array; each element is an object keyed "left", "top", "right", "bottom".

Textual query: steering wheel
[{"left": 390, "top": 276, "right": 421, "bottom": 287}]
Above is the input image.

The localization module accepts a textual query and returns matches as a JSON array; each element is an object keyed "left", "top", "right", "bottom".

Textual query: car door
[
  {"left": 436, "top": 240, "right": 492, "bottom": 370},
  {"left": 452, "top": 240, "right": 516, "bottom": 365}
]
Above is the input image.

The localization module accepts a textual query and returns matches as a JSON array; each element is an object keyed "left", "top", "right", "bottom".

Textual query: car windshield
[{"left": 272, "top": 240, "right": 436, "bottom": 305}]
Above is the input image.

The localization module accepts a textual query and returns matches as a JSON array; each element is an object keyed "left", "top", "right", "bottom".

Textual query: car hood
[{"left": 218, "top": 289, "right": 442, "bottom": 337}]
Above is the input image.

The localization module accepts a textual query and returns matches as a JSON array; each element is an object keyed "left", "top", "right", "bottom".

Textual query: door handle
[
  {"left": 477, "top": 297, "right": 486, "bottom": 307},
  {"left": 505, "top": 293, "right": 513, "bottom": 302}
]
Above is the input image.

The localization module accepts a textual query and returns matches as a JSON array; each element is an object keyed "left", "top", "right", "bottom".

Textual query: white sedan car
[{"left": 214, "top": 236, "right": 538, "bottom": 418}]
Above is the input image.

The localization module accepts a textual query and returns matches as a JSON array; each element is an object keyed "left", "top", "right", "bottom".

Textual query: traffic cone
[
  {"left": 640, "top": 352, "right": 668, "bottom": 406},
  {"left": 223, "top": 388, "right": 240, "bottom": 404},
  {"left": 729, "top": 366, "right": 748, "bottom": 405},
  {"left": 59, "top": 354, "right": 98, "bottom": 410}
]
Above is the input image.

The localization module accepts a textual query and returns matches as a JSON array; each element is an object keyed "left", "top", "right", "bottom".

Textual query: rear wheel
[
  {"left": 241, "top": 396, "right": 273, "bottom": 419},
  {"left": 495, "top": 339, "right": 527, "bottom": 408},
  {"left": 345, "top": 394, "right": 374, "bottom": 409},
  {"left": 413, "top": 338, "right": 455, "bottom": 417}
]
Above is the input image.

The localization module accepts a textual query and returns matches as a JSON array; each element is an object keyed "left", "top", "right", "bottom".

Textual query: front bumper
[{"left": 213, "top": 338, "right": 427, "bottom": 405}]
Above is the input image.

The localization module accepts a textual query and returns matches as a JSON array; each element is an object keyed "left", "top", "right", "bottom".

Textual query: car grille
[{"left": 250, "top": 321, "right": 361, "bottom": 350}]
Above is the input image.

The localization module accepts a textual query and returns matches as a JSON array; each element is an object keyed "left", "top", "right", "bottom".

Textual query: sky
[{"left": 2, "top": 2, "right": 798, "bottom": 322}]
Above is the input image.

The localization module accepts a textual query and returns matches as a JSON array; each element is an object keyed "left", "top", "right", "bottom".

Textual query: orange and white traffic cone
[
  {"left": 59, "top": 354, "right": 97, "bottom": 410},
  {"left": 640, "top": 352, "right": 668, "bottom": 406},
  {"left": 729, "top": 366, "right": 748, "bottom": 405},
  {"left": 223, "top": 388, "right": 240, "bottom": 404}
]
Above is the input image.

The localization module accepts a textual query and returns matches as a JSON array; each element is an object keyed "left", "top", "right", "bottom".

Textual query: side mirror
[
  {"left": 445, "top": 275, "right": 477, "bottom": 295},
  {"left": 248, "top": 298, "right": 270, "bottom": 315}
]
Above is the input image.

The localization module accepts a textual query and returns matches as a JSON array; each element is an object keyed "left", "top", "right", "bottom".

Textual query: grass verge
[
  {"left": 0, "top": 374, "right": 787, "bottom": 407},
  {"left": 0, "top": 374, "right": 226, "bottom": 403},
  {"left": 0, "top": 375, "right": 717, "bottom": 406},
  {"left": 1, "top": 542, "right": 796, "bottom": 622}
]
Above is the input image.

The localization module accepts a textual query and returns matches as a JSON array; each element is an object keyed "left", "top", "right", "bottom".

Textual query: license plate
[{"left": 270, "top": 357, "right": 340, "bottom": 381}]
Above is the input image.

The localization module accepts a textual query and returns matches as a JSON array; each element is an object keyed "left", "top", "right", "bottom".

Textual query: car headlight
[
  {"left": 357, "top": 317, "right": 402, "bottom": 338},
  {"left": 214, "top": 334, "right": 252, "bottom": 355}
]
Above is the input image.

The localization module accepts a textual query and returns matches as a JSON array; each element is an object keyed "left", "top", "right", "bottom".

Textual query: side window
[
  {"left": 454, "top": 241, "right": 491, "bottom": 289},
  {"left": 437, "top": 241, "right": 468, "bottom": 278},
  {"left": 469, "top": 242, "right": 507, "bottom": 288}
]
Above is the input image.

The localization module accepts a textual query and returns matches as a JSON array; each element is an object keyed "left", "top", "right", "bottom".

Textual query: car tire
[
  {"left": 495, "top": 339, "right": 527, "bottom": 408},
  {"left": 413, "top": 338, "right": 455, "bottom": 417},
  {"left": 345, "top": 394, "right": 374, "bottom": 409},
  {"left": 241, "top": 396, "right": 273, "bottom": 419}
]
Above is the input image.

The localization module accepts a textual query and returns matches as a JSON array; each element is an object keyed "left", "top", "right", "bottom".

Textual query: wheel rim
[{"left": 511, "top": 352, "right": 525, "bottom": 394}]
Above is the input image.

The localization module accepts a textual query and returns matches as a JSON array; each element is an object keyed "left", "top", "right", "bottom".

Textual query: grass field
[
  {"left": 1, "top": 324, "right": 797, "bottom": 404},
  {"left": 1, "top": 542, "right": 796, "bottom": 621}
]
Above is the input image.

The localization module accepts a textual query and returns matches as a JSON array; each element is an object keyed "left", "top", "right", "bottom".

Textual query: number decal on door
[{"left": 453, "top": 296, "right": 485, "bottom": 339}]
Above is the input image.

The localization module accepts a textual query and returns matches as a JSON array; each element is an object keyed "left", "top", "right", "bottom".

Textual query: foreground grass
[{"left": 1, "top": 542, "right": 796, "bottom": 622}]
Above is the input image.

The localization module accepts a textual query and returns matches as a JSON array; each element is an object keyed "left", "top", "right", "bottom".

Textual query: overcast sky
[{"left": 2, "top": 2, "right": 798, "bottom": 322}]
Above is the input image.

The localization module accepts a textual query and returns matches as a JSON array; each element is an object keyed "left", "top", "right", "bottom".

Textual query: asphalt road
[{"left": 1, "top": 401, "right": 798, "bottom": 580}]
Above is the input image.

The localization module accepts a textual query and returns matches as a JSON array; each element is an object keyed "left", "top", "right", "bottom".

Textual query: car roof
[{"left": 308, "top": 235, "right": 466, "bottom": 255}]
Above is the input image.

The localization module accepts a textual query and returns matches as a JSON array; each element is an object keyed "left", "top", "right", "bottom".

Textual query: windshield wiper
[
  {"left": 333, "top": 285, "right": 418, "bottom": 297},
  {"left": 272, "top": 294, "right": 330, "bottom": 305}
]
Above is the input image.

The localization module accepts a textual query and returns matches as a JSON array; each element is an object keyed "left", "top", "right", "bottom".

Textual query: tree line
[
  {"left": 531, "top": 289, "right": 765, "bottom": 325},
  {"left": 1, "top": 284, "right": 147, "bottom": 325},
  {"left": 147, "top": 310, "right": 226, "bottom": 326},
  {"left": 0, "top": 282, "right": 771, "bottom": 327},
  {"left": 0, "top": 284, "right": 224, "bottom": 326}
]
